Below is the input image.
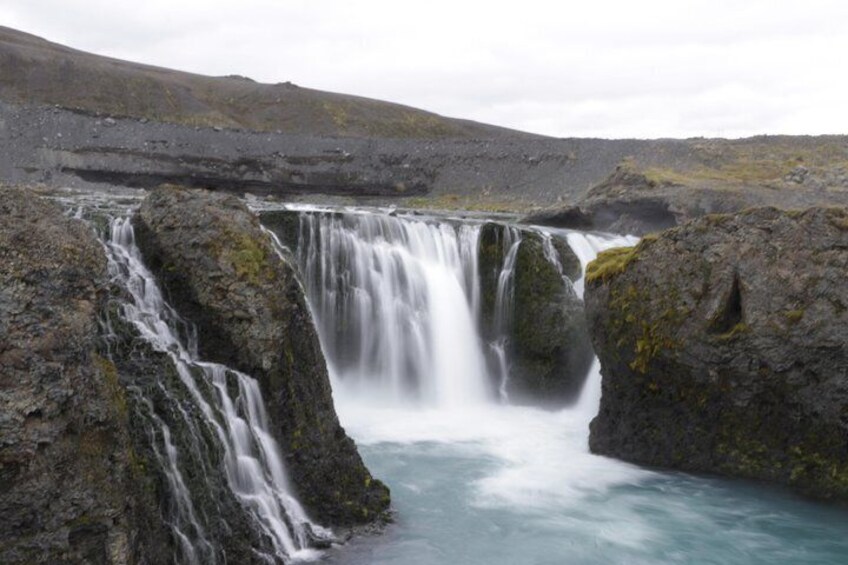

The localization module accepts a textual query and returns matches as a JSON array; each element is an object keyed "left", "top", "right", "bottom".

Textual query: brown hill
[{"left": 0, "top": 26, "right": 530, "bottom": 139}]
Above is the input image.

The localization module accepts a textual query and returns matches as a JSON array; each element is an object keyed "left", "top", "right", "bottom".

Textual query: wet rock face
[
  {"left": 478, "top": 223, "right": 591, "bottom": 406},
  {"left": 0, "top": 190, "right": 136, "bottom": 563},
  {"left": 477, "top": 222, "right": 512, "bottom": 340},
  {"left": 102, "top": 302, "right": 264, "bottom": 564},
  {"left": 133, "top": 186, "right": 389, "bottom": 526},
  {"left": 510, "top": 233, "right": 592, "bottom": 405},
  {"left": 585, "top": 207, "right": 848, "bottom": 500}
]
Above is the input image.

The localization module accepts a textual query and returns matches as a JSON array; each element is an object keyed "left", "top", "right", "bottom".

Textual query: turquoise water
[
  {"left": 324, "top": 400, "right": 848, "bottom": 565},
  {"left": 286, "top": 210, "right": 848, "bottom": 565}
]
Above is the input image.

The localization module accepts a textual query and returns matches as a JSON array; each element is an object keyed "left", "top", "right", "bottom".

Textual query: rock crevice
[{"left": 585, "top": 207, "right": 848, "bottom": 500}]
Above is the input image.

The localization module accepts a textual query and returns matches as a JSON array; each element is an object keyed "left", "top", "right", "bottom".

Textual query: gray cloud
[{"left": 2, "top": 0, "right": 846, "bottom": 138}]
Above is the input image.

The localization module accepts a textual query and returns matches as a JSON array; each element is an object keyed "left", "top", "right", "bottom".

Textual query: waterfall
[
  {"left": 295, "top": 212, "right": 490, "bottom": 406},
  {"left": 101, "top": 217, "right": 332, "bottom": 564},
  {"left": 285, "top": 208, "right": 638, "bottom": 414},
  {"left": 562, "top": 230, "right": 640, "bottom": 418},
  {"left": 490, "top": 226, "right": 521, "bottom": 402}
]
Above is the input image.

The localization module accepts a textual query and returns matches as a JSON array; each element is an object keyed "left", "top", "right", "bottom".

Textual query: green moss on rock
[
  {"left": 134, "top": 186, "right": 391, "bottom": 526},
  {"left": 586, "top": 207, "right": 848, "bottom": 502},
  {"left": 586, "top": 246, "right": 638, "bottom": 284}
]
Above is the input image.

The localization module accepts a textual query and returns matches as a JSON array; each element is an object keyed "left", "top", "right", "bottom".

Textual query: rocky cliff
[
  {"left": 0, "top": 189, "right": 155, "bottom": 564},
  {"left": 133, "top": 186, "right": 390, "bottom": 525},
  {"left": 585, "top": 207, "right": 848, "bottom": 499},
  {"left": 526, "top": 148, "right": 848, "bottom": 235}
]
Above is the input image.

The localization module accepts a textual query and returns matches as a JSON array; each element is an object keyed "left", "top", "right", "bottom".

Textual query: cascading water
[
  {"left": 295, "top": 211, "right": 490, "bottom": 407},
  {"left": 289, "top": 210, "right": 597, "bottom": 409},
  {"left": 260, "top": 207, "right": 848, "bottom": 565},
  {"left": 490, "top": 226, "right": 521, "bottom": 402},
  {"left": 101, "top": 217, "right": 331, "bottom": 564}
]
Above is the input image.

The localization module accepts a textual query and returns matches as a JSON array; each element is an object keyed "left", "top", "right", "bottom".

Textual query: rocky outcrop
[
  {"left": 0, "top": 190, "right": 153, "bottom": 563},
  {"left": 477, "top": 222, "right": 516, "bottom": 339},
  {"left": 585, "top": 207, "right": 848, "bottom": 499},
  {"left": 133, "top": 186, "right": 390, "bottom": 526},
  {"left": 524, "top": 166, "right": 737, "bottom": 236},
  {"left": 510, "top": 232, "right": 592, "bottom": 405},
  {"left": 478, "top": 223, "right": 592, "bottom": 405},
  {"left": 101, "top": 298, "right": 270, "bottom": 563},
  {"left": 524, "top": 158, "right": 848, "bottom": 236}
]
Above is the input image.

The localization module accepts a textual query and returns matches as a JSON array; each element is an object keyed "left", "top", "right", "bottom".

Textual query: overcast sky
[{"left": 2, "top": 0, "right": 847, "bottom": 138}]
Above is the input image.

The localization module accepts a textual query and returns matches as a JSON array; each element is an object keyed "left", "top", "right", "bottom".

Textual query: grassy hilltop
[{"left": 0, "top": 26, "right": 529, "bottom": 139}]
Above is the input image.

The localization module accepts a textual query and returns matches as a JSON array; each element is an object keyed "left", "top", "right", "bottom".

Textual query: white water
[
  {"left": 288, "top": 209, "right": 647, "bottom": 515},
  {"left": 491, "top": 226, "right": 522, "bottom": 402},
  {"left": 319, "top": 225, "right": 645, "bottom": 503},
  {"left": 103, "top": 218, "right": 331, "bottom": 563},
  {"left": 297, "top": 212, "right": 490, "bottom": 406},
  {"left": 293, "top": 215, "right": 848, "bottom": 564}
]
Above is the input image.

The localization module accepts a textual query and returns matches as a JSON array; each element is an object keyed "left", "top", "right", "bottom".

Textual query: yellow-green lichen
[
  {"left": 605, "top": 284, "right": 684, "bottom": 374},
  {"left": 219, "top": 230, "right": 272, "bottom": 284},
  {"left": 93, "top": 353, "right": 128, "bottom": 418},
  {"left": 715, "top": 322, "right": 749, "bottom": 341},
  {"left": 629, "top": 310, "right": 683, "bottom": 373},
  {"left": 586, "top": 246, "right": 639, "bottom": 284},
  {"left": 787, "top": 445, "right": 848, "bottom": 497},
  {"left": 784, "top": 309, "right": 804, "bottom": 324}
]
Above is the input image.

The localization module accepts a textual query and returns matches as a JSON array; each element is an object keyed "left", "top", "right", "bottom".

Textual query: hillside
[
  {"left": 0, "top": 26, "right": 529, "bottom": 139},
  {"left": 1, "top": 26, "right": 847, "bottom": 221}
]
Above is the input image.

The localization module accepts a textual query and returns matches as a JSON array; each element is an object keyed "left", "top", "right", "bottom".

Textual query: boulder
[
  {"left": 133, "top": 186, "right": 389, "bottom": 526},
  {"left": 510, "top": 232, "right": 592, "bottom": 405},
  {"left": 585, "top": 207, "right": 848, "bottom": 500},
  {"left": 478, "top": 222, "right": 591, "bottom": 405},
  {"left": 0, "top": 190, "right": 153, "bottom": 563}
]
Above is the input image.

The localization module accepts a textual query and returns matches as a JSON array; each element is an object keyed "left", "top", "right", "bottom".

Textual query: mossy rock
[
  {"left": 134, "top": 186, "right": 390, "bottom": 526},
  {"left": 509, "top": 232, "right": 593, "bottom": 405},
  {"left": 586, "top": 207, "right": 848, "bottom": 501}
]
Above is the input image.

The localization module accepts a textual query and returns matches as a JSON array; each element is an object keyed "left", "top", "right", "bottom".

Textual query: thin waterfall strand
[
  {"left": 103, "top": 217, "right": 332, "bottom": 563},
  {"left": 490, "top": 226, "right": 522, "bottom": 402}
]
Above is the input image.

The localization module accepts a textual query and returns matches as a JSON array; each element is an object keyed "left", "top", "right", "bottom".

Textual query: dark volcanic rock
[
  {"left": 0, "top": 190, "right": 151, "bottom": 563},
  {"left": 259, "top": 209, "right": 303, "bottom": 253},
  {"left": 101, "top": 299, "right": 267, "bottom": 564},
  {"left": 478, "top": 222, "right": 591, "bottom": 405},
  {"left": 524, "top": 167, "right": 681, "bottom": 235},
  {"left": 585, "top": 207, "right": 848, "bottom": 499},
  {"left": 510, "top": 232, "right": 592, "bottom": 405},
  {"left": 477, "top": 222, "right": 513, "bottom": 341},
  {"left": 521, "top": 205, "right": 595, "bottom": 231},
  {"left": 523, "top": 159, "right": 848, "bottom": 236},
  {"left": 133, "top": 186, "right": 389, "bottom": 526}
]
